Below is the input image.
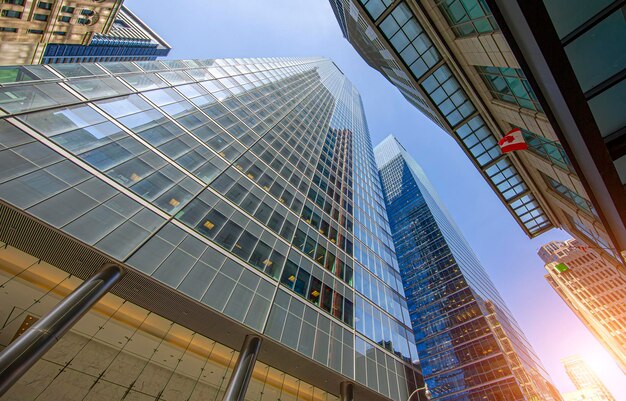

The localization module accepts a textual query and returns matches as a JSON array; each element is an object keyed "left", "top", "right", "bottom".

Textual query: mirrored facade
[
  {"left": 0, "top": 57, "right": 421, "bottom": 400},
  {"left": 375, "top": 136, "right": 561, "bottom": 401}
]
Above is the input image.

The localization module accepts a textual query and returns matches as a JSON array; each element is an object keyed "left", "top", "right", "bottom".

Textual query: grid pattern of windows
[
  {"left": 43, "top": 43, "right": 170, "bottom": 64},
  {"left": 542, "top": 173, "right": 597, "bottom": 217},
  {"left": 375, "top": 137, "right": 558, "bottom": 401},
  {"left": 435, "top": 0, "right": 498, "bottom": 37},
  {"left": 421, "top": 65, "right": 475, "bottom": 127},
  {"left": 520, "top": 127, "right": 574, "bottom": 172},
  {"left": 330, "top": 0, "right": 554, "bottom": 237},
  {"left": 476, "top": 66, "right": 543, "bottom": 112},
  {"left": 567, "top": 214, "right": 616, "bottom": 261},
  {"left": 379, "top": 2, "right": 441, "bottom": 80},
  {"left": 0, "top": 57, "right": 422, "bottom": 401},
  {"left": 358, "top": 0, "right": 393, "bottom": 20}
]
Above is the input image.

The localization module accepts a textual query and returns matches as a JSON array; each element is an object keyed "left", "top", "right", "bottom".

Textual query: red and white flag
[{"left": 498, "top": 128, "right": 528, "bottom": 153}]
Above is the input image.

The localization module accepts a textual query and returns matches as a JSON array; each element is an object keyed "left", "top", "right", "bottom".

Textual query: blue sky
[{"left": 125, "top": 0, "right": 625, "bottom": 398}]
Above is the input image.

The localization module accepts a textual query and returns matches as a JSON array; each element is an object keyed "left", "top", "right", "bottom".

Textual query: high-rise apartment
[
  {"left": 0, "top": 0, "right": 123, "bottom": 65},
  {"left": 561, "top": 356, "right": 615, "bottom": 401},
  {"left": 375, "top": 136, "right": 560, "bottom": 401},
  {"left": 0, "top": 57, "right": 422, "bottom": 401},
  {"left": 539, "top": 239, "right": 626, "bottom": 374},
  {"left": 41, "top": 6, "right": 171, "bottom": 64},
  {"left": 328, "top": 0, "right": 626, "bottom": 270}
]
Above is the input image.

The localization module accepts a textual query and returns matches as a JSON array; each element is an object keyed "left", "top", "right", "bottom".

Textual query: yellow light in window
[
  {"left": 169, "top": 198, "right": 180, "bottom": 207},
  {"left": 235, "top": 164, "right": 243, "bottom": 170},
  {"left": 203, "top": 220, "right": 215, "bottom": 230},
  {"left": 130, "top": 173, "right": 141, "bottom": 182},
  {"left": 263, "top": 186, "right": 270, "bottom": 191},
  {"left": 279, "top": 198, "right": 285, "bottom": 203},
  {"left": 234, "top": 243, "right": 242, "bottom": 249},
  {"left": 288, "top": 275, "right": 296, "bottom": 282},
  {"left": 263, "top": 259, "right": 273, "bottom": 266},
  {"left": 311, "top": 290, "right": 320, "bottom": 297},
  {"left": 247, "top": 173, "right": 255, "bottom": 179},
  {"left": 219, "top": 151, "right": 226, "bottom": 157}
]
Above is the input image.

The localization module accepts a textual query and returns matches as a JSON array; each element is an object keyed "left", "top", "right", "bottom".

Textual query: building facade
[
  {"left": 561, "top": 356, "right": 615, "bottom": 401},
  {"left": 562, "top": 388, "right": 608, "bottom": 401},
  {"left": 42, "top": 6, "right": 171, "bottom": 64},
  {"left": 0, "top": 57, "right": 422, "bottom": 401},
  {"left": 0, "top": 0, "right": 122, "bottom": 66},
  {"left": 375, "top": 136, "right": 560, "bottom": 401},
  {"left": 539, "top": 240, "right": 626, "bottom": 374},
  {"left": 328, "top": 0, "right": 626, "bottom": 271}
]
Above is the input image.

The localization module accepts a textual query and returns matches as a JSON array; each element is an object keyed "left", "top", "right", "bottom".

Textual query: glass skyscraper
[
  {"left": 0, "top": 58, "right": 420, "bottom": 400},
  {"left": 375, "top": 136, "right": 561, "bottom": 401}
]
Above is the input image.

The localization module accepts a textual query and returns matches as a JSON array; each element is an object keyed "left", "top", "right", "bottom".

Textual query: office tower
[
  {"left": 0, "top": 0, "right": 122, "bottom": 66},
  {"left": 42, "top": 6, "right": 171, "bottom": 64},
  {"left": 328, "top": 0, "right": 626, "bottom": 270},
  {"left": 539, "top": 239, "right": 626, "bottom": 374},
  {"left": 0, "top": 58, "right": 422, "bottom": 401},
  {"left": 561, "top": 356, "right": 615, "bottom": 401},
  {"left": 375, "top": 136, "right": 561, "bottom": 401}
]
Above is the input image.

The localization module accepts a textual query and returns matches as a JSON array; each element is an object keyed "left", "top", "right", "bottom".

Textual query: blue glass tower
[{"left": 375, "top": 136, "right": 562, "bottom": 401}]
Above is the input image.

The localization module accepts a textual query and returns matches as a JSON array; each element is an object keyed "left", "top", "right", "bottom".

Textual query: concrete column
[
  {"left": 340, "top": 381, "right": 354, "bottom": 401},
  {"left": 0, "top": 263, "right": 124, "bottom": 396},
  {"left": 222, "top": 335, "right": 262, "bottom": 401}
]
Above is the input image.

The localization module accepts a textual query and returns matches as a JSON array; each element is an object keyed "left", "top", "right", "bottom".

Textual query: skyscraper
[
  {"left": 41, "top": 6, "right": 171, "bottom": 64},
  {"left": 328, "top": 0, "right": 625, "bottom": 271},
  {"left": 0, "top": 0, "right": 123, "bottom": 66},
  {"left": 561, "top": 356, "right": 615, "bottom": 401},
  {"left": 0, "top": 57, "right": 421, "bottom": 401},
  {"left": 375, "top": 136, "right": 561, "bottom": 401},
  {"left": 539, "top": 240, "right": 626, "bottom": 374}
]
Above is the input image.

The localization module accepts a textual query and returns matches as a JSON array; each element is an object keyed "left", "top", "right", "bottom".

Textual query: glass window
[
  {"left": 1, "top": 10, "right": 22, "bottom": 18},
  {"left": 422, "top": 65, "right": 475, "bottom": 126},
  {"left": 588, "top": 78, "right": 626, "bottom": 137},
  {"left": 0, "top": 83, "right": 78, "bottom": 114},
  {"left": 380, "top": 3, "right": 441, "bottom": 80},
  {"left": 435, "top": 0, "right": 498, "bottom": 37},
  {"left": 565, "top": 10, "right": 626, "bottom": 93},
  {"left": 520, "top": 127, "right": 574, "bottom": 172},
  {"left": 50, "top": 63, "right": 106, "bottom": 78},
  {"left": 542, "top": 173, "right": 597, "bottom": 217},
  {"left": 543, "top": 0, "right": 613, "bottom": 38},
  {"left": 359, "top": 0, "right": 393, "bottom": 20},
  {"left": 68, "top": 77, "right": 133, "bottom": 99},
  {"left": 476, "top": 66, "right": 543, "bottom": 112}
]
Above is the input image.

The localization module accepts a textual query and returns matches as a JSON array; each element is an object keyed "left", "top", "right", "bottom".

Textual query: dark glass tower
[
  {"left": 0, "top": 58, "right": 420, "bottom": 401},
  {"left": 375, "top": 136, "right": 561, "bottom": 401}
]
